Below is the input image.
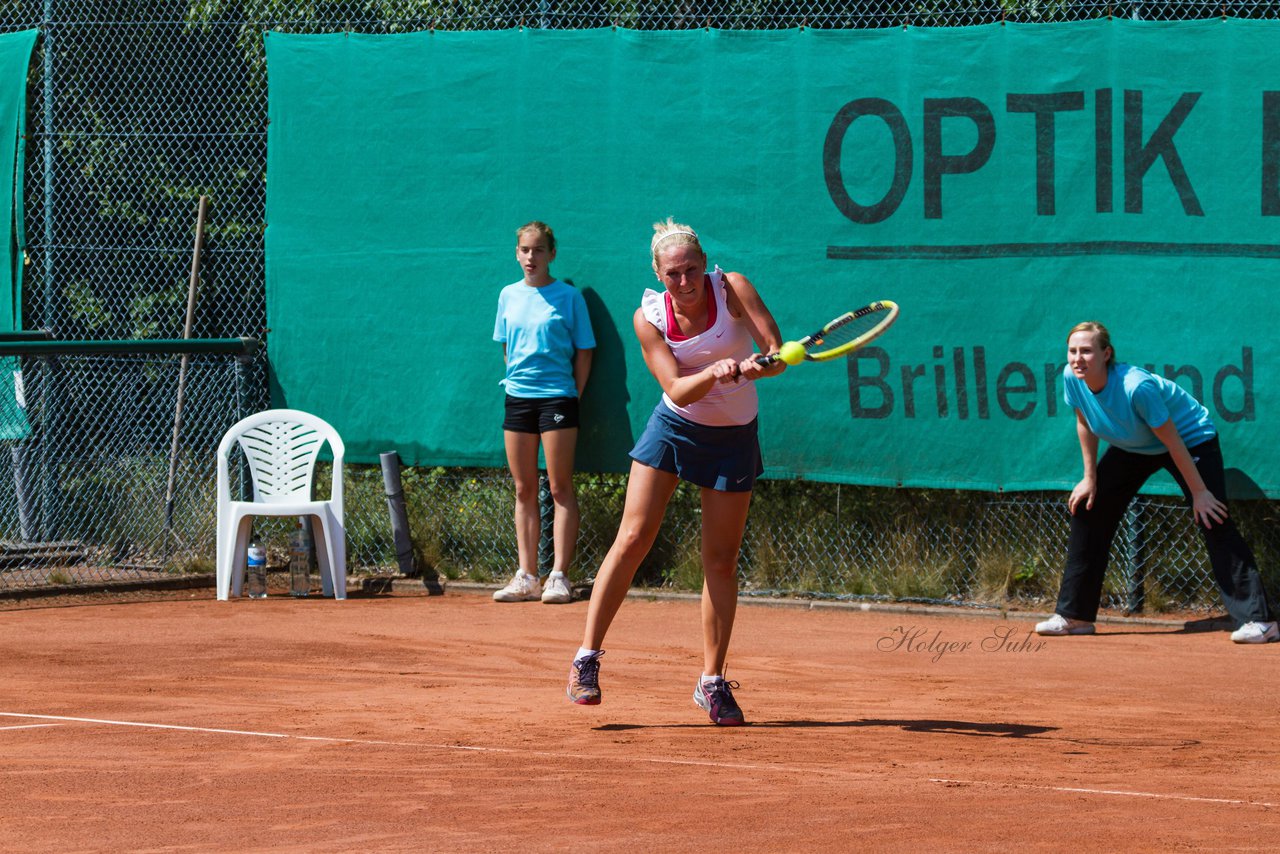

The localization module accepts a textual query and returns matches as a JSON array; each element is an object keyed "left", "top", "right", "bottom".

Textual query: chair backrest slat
[{"left": 220, "top": 411, "right": 343, "bottom": 505}]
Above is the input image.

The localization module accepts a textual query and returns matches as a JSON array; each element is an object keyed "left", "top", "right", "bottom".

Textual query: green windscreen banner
[
  {"left": 265, "top": 21, "right": 1279, "bottom": 496},
  {"left": 0, "top": 30, "right": 37, "bottom": 441}
]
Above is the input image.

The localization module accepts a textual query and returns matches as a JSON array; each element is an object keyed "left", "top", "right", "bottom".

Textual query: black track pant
[{"left": 1056, "top": 437, "right": 1272, "bottom": 626}]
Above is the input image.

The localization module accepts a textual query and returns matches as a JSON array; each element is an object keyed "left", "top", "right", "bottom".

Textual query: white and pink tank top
[{"left": 640, "top": 266, "right": 758, "bottom": 427}]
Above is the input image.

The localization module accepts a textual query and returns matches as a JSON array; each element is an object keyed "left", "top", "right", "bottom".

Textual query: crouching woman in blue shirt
[{"left": 1036, "top": 321, "right": 1275, "bottom": 644}]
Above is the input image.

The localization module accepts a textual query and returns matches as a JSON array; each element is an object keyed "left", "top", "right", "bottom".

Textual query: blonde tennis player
[{"left": 566, "top": 218, "right": 786, "bottom": 725}]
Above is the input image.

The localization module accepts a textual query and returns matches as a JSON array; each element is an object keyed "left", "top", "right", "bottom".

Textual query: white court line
[
  {"left": 0, "top": 712, "right": 293, "bottom": 740},
  {"left": 0, "top": 723, "right": 61, "bottom": 731},
  {"left": 1, "top": 712, "right": 1269, "bottom": 809},
  {"left": 930, "top": 778, "right": 1276, "bottom": 809},
  {"left": 0, "top": 712, "right": 795, "bottom": 770},
  {"left": 0, "top": 711, "right": 809, "bottom": 774}
]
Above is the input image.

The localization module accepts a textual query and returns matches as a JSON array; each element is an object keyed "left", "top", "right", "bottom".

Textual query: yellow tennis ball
[{"left": 779, "top": 341, "right": 805, "bottom": 365}]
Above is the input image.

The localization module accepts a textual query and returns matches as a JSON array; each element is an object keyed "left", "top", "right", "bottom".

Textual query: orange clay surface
[{"left": 0, "top": 586, "right": 1276, "bottom": 852}]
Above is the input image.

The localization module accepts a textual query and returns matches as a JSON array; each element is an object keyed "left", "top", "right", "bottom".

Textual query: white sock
[
  {"left": 701, "top": 674, "right": 722, "bottom": 684},
  {"left": 575, "top": 647, "right": 599, "bottom": 662},
  {"left": 547, "top": 570, "right": 565, "bottom": 578}
]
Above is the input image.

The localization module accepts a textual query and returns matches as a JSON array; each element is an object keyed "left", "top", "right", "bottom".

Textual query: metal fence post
[
  {"left": 11, "top": 444, "right": 34, "bottom": 541},
  {"left": 38, "top": 355, "right": 58, "bottom": 541},
  {"left": 1123, "top": 499, "right": 1147, "bottom": 614},
  {"left": 233, "top": 353, "right": 253, "bottom": 501},
  {"left": 40, "top": 6, "right": 55, "bottom": 337}
]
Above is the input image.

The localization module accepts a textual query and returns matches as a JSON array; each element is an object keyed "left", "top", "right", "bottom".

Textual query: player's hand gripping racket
[{"left": 759, "top": 300, "right": 899, "bottom": 368}]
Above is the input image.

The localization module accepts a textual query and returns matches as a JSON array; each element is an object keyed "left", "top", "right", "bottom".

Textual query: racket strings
[{"left": 806, "top": 309, "right": 889, "bottom": 355}]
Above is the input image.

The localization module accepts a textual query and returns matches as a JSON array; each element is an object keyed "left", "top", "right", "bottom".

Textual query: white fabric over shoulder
[{"left": 640, "top": 288, "right": 666, "bottom": 330}]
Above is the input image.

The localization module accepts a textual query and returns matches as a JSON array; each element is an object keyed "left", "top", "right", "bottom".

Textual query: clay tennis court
[{"left": 0, "top": 586, "right": 1276, "bottom": 851}]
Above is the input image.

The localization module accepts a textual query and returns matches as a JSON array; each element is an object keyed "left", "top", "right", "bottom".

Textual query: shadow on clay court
[
  {"left": 1171, "top": 617, "right": 1234, "bottom": 634},
  {"left": 596, "top": 719, "right": 1058, "bottom": 737},
  {"left": 593, "top": 720, "right": 1194, "bottom": 749},
  {"left": 1086, "top": 616, "right": 1232, "bottom": 636}
]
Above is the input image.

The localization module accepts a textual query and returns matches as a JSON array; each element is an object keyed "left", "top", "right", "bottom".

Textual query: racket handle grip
[{"left": 731, "top": 353, "right": 778, "bottom": 379}]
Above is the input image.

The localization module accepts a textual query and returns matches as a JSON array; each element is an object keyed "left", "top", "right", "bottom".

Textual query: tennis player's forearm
[
  {"left": 1077, "top": 424, "right": 1099, "bottom": 480},
  {"left": 1171, "top": 450, "right": 1210, "bottom": 495},
  {"left": 665, "top": 373, "right": 718, "bottom": 406}
]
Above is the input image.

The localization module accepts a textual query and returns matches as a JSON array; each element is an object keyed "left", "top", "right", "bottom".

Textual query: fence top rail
[{"left": 0, "top": 337, "right": 260, "bottom": 356}]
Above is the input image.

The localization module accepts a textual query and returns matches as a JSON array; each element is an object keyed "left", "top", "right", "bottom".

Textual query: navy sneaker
[
  {"left": 567, "top": 651, "right": 604, "bottom": 705},
  {"left": 693, "top": 675, "right": 745, "bottom": 726}
]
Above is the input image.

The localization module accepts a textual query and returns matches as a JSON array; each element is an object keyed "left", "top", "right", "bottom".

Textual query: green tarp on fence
[
  {"left": 0, "top": 29, "right": 37, "bottom": 441},
  {"left": 265, "top": 22, "right": 1279, "bottom": 496}
]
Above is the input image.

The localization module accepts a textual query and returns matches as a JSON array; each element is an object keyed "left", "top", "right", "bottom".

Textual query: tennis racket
[{"left": 759, "top": 300, "right": 899, "bottom": 367}]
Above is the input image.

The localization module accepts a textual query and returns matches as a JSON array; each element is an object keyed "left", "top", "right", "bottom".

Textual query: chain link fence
[
  {"left": 0, "top": 351, "right": 258, "bottom": 587},
  {"left": 0, "top": 1, "right": 1275, "bottom": 612}
]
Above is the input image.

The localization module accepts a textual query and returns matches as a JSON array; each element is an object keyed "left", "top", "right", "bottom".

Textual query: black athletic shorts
[{"left": 503, "top": 395, "right": 580, "bottom": 433}]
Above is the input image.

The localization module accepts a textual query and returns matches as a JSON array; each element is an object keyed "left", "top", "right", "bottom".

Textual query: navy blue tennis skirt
[{"left": 629, "top": 402, "right": 763, "bottom": 492}]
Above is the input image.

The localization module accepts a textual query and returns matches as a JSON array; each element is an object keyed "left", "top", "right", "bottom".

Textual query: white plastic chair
[{"left": 216, "top": 409, "right": 346, "bottom": 600}]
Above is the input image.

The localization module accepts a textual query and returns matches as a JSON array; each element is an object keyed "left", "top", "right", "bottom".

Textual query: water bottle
[
  {"left": 289, "top": 520, "right": 311, "bottom": 598},
  {"left": 246, "top": 542, "right": 268, "bottom": 599}
]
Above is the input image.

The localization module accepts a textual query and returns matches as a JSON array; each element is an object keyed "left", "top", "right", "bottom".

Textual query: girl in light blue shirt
[
  {"left": 491, "top": 222, "right": 595, "bottom": 605},
  {"left": 1036, "top": 321, "right": 1274, "bottom": 644}
]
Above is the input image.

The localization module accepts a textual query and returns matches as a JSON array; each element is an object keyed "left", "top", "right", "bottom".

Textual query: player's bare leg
[
  {"left": 698, "top": 487, "right": 751, "bottom": 675},
  {"left": 541, "top": 426, "right": 580, "bottom": 575},
  {"left": 496, "top": 430, "right": 543, "bottom": 602},
  {"left": 692, "top": 486, "right": 751, "bottom": 725}
]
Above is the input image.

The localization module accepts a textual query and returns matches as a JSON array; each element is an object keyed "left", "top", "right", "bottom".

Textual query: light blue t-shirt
[
  {"left": 1063, "top": 363, "right": 1216, "bottom": 455},
  {"left": 493, "top": 280, "right": 595, "bottom": 399}
]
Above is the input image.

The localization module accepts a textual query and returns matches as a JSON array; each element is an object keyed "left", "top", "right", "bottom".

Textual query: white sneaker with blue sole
[{"left": 1230, "top": 621, "right": 1279, "bottom": 644}]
